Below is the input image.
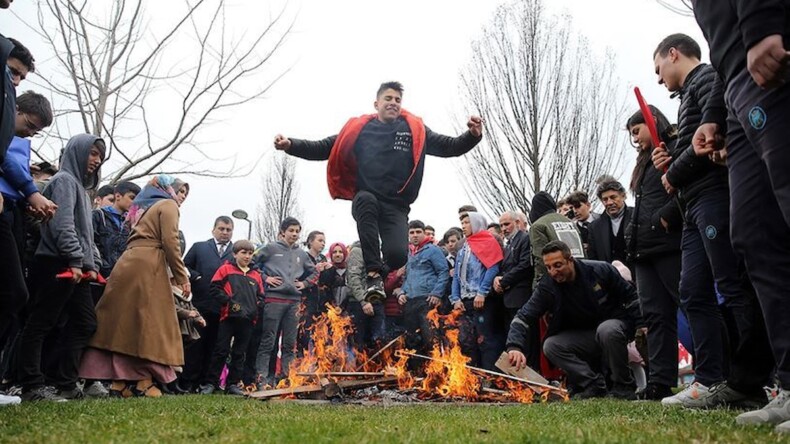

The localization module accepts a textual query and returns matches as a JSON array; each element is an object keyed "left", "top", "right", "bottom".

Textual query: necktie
[{"left": 218, "top": 243, "right": 226, "bottom": 256}]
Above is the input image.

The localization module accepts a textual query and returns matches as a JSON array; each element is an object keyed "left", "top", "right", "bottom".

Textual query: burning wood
[{"left": 248, "top": 305, "right": 569, "bottom": 404}]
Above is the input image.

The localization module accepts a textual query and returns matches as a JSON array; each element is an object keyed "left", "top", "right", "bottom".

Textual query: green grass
[{"left": 0, "top": 395, "right": 787, "bottom": 443}]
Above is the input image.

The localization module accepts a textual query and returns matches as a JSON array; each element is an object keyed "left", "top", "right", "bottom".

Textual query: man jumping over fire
[{"left": 274, "top": 81, "right": 483, "bottom": 299}]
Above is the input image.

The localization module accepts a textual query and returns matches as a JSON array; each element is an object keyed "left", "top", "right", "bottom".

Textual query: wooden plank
[
  {"left": 247, "top": 384, "right": 323, "bottom": 399},
  {"left": 494, "top": 352, "right": 549, "bottom": 385}
]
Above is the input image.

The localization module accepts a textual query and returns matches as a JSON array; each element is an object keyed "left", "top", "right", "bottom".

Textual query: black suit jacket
[
  {"left": 183, "top": 238, "right": 234, "bottom": 314},
  {"left": 587, "top": 206, "right": 633, "bottom": 265},
  {"left": 499, "top": 230, "right": 534, "bottom": 309}
]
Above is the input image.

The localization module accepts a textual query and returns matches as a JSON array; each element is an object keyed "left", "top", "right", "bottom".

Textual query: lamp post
[{"left": 231, "top": 209, "right": 252, "bottom": 240}]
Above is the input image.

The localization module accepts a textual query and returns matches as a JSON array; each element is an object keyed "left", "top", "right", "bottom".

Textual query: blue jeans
[{"left": 459, "top": 298, "right": 504, "bottom": 371}]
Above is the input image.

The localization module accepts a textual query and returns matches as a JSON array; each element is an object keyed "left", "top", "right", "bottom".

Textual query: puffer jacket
[
  {"left": 665, "top": 63, "right": 729, "bottom": 207},
  {"left": 626, "top": 145, "right": 683, "bottom": 261}
]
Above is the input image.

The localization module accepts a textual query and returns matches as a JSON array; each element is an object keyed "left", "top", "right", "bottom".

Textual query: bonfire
[{"left": 249, "top": 305, "right": 568, "bottom": 404}]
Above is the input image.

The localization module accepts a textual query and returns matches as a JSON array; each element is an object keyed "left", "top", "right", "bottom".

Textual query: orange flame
[{"left": 420, "top": 308, "right": 480, "bottom": 398}]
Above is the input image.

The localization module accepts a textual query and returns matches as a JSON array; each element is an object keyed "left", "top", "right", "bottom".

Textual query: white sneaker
[
  {"left": 777, "top": 419, "right": 790, "bottom": 434},
  {"left": 736, "top": 389, "right": 790, "bottom": 426},
  {"left": 0, "top": 394, "right": 21, "bottom": 406},
  {"left": 661, "top": 381, "right": 710, "bottom": 406}
]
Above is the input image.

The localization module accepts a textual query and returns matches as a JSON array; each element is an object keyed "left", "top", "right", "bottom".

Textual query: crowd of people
[{"left": 1, "top": 0, "right": 789, "bottom": 436}]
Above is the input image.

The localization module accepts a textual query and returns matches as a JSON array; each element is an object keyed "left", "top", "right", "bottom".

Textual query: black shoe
[
  {"left": 608, "top": 384, "right": 637, "bottom": 401},
  {"left": 168, "top": 381, "right": 190, "bottom": 395},
  {"left": 636, "top": 383, "right": 673, "bottom": 401},
  {"left": 198, "top": 384, "right": 216, "bottom": 395},
  {"left": 226, "top": 384, "right": 245, "bottom": 396},
  {"left": 21, "top": 386, "right": 68, "bottom": 403},
  {"left": 571, "top": 385, "right": 608, "bottom": 400}
]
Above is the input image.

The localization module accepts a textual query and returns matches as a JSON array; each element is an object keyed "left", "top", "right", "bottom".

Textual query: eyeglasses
[{"left": 22, "top": 114, "right": 45, "bottom": 137}]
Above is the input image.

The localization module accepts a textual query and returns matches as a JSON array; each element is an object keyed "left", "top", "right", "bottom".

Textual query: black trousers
[
  {"left": 402, "top": 298, "right": 434, "bottom": 355},
  {"left": 351, "top": 191, "right": 409, "bottom": 274},
  {"left": 634, "top": 253, "right": 682, "bottom": 387},
  {"left": 725, "top": 67, "right": 790, "bottom": 387},
  {"left": 0, "top": 202, "right": 29, "bottom": 347},
  {"left": 17, "top": 258, "right": 97, "bottom": 390},
  {"left": 204, "top": 317, "right": 254, "bottom": 387},
  {"left": 181, "top": 311, "right": 220, "bottom": 389}
]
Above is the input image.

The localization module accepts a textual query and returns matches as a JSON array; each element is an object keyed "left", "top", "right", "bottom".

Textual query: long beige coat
[{"left": 89, "top": 199, "right": 189, "bottom": 366}]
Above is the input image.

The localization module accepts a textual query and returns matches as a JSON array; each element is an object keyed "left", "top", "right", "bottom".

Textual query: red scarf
[
  {"left": 326, "top": 110, "right": 426, "bottom": 201},
  {"left": 465, "top": 231, "right": 504, "bottom": 269},
  {"left": 409, "top": 236, "right": 433, "bottom": 255}
]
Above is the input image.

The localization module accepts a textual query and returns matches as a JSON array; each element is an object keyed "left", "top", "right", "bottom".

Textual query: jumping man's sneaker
[
  {"left": 736, "top": 389, "right": 790, "bottom": 425},
  {"left": 364, "top": 273, "right": 385, "bottom": 303},
  {"left": 661, "top": 381, "right": 710, "bottom": 406},
  {"left": 776, "top": 419, "right": 790, "bottom": 434},
  {"left": 682, "top": 382, "right": 767, "bottom": 410}
]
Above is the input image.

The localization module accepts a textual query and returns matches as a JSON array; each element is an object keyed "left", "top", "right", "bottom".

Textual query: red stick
[{"left": 634, "top": 87, "right": 668, "bottom": 173}]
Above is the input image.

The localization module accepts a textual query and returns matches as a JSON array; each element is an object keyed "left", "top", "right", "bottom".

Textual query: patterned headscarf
[{"left": 125, "top": 174, "right": 178, "bottom": 228}]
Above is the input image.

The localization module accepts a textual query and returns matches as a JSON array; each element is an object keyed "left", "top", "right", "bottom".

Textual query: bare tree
[
  {"left": 254, "top": 153, "right": 301, "bottom": 244},
  {"left": 18, "top": 0, "right": 294, "bottom": 183},
  {"left": 458, "top": 0, "right": 627, "bottom": 216}
]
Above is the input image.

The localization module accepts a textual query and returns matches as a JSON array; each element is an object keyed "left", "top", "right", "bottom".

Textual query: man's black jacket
[
  {"left": 692, "top": 0, "right": 790, "bottom": 126},
  {"left": 665, "top": 63, "right": 729, "bottom": 206},
  {"left": 183, "top": 238, "right": 235, "bottom": 314},
  {"left": 506, "top": 260, "right": 641, "bottom": 354},
  {"left": 498, "top": 229, "right": 534, "bottom": 309}
]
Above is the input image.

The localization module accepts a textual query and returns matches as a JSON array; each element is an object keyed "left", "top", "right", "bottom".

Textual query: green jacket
[{"left": 529, "top": 212, "right": 585, "bottom": 288}]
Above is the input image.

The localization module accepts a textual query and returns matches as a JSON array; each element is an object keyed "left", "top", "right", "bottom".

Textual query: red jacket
[{"left": 326, "top": 110, "right": 426, "bottom": 200}]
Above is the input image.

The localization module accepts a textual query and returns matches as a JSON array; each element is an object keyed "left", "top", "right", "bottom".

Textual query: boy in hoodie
[
  {"left": 17, "top": 134, "right": 105, "bottom": 402},
  {"left": 0, "top": 91, "right": 55, "bottom": 351},
  {"left": 529, "top": 191, "right": 585, "bottom": 288},
  {"left": 394, "top": 220, "right": 449, "bottom": 356},
  {"left": 92, "top": 181, "right": 140, "bottom": 278},
  {"left": 200, "top": 240, "right": 263, "bottom": 395},
  {"left": 253, "top": 217, "right": 317, "bottom": 388},
  {"left": 450, "top": 212, "right": 503, "bottom": 371}
]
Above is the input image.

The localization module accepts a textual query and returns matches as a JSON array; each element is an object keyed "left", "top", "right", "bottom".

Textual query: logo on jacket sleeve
[
  {"left": 748, "top": 106, "right": 766, "bottom": 130},
  {"left": 705, "top": 225, "right": 717, "bottom": 239}
]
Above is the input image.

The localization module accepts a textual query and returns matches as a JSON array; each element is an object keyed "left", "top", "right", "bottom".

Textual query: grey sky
[{"left": 4, "top": 0, "right": 705, "bottom": 250}]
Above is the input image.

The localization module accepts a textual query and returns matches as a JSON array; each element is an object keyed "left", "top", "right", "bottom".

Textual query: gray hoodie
[
  {"left": 255, "top": 239, "right": 318, "bottom": 301},
  {"left": 36, "top": 134, "right": 104, "bottom": 270}
]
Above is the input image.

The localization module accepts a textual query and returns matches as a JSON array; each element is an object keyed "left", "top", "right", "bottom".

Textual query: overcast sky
[{"left": 4, "top": 0, "right": 706, "bottom": 251}]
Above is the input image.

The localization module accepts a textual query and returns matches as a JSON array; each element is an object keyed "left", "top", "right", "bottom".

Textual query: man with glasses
[{"left": 0, "top": 91, "right": 55, "bottom": 393}]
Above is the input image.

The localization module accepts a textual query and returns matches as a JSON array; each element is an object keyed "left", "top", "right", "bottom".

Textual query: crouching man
[{"left": 506, "top": 240, "right": 641, "bottom": 400}]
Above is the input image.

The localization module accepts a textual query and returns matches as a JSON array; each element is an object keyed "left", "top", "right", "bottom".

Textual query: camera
[{"left": 564, "top": 208, "right": 576, "bottom": 220}]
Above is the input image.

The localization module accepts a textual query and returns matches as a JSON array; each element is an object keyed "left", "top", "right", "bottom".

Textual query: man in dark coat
[
  {"left": 587, "top": 177, "right": 633, "bottom": 267},
  {"left": 179, "top": 216, "right": 234, "bottom": 392}
]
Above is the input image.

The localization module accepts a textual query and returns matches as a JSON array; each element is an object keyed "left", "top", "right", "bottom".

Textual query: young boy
[
  {"left": 17, "top": 134, "right": 105, "bottom": 402},
  {"left": 254, "top": 217, "right": 317, "bottom": 388},
  {"left": 92, "top": 181, "right": 140, "bottom": 278},
  {"left": 450, "top": 212, "right": 503, "bottom": 371},
  {"left": 200, "top": 240, "right": 263, "bottom": 395}
]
